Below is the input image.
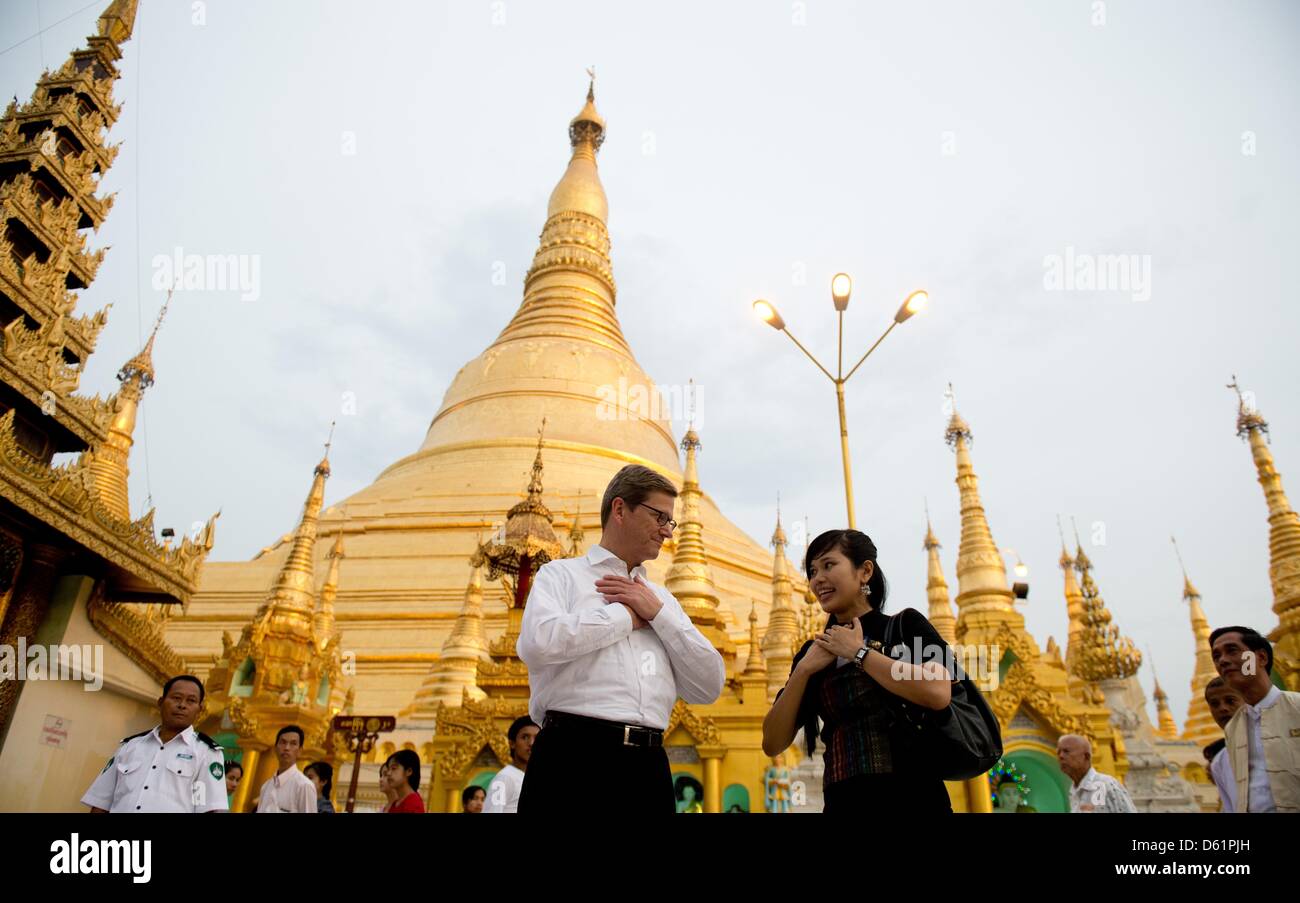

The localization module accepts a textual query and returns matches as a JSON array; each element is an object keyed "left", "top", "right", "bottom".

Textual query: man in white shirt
[
  {"left": 1211, "top": 625, "right": 1300, "bottom": 812},
  {"left": 81, "top": 674, "right": 228, "bottom": 813},
  {"left": 255, "top": 725, "right": 317, "bottom": 813},
  {"left": 1203, "top": 676, "right": 1243, "bottom": 812},
  {"left": 1057, "top": 734, "right": 1137, "bottom": 813},
  {"left": 483, "top": 715, "right": 539, "bottom": 813},
  {"left": 517, "top": 465, "right": 726, "bottom": 813}
]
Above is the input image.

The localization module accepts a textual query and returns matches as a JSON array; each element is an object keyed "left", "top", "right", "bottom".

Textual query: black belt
[{"left": 543, "top": 711, "right": 665, "bottom": 748}]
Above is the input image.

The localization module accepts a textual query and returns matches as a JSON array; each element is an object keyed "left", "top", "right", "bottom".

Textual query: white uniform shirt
[
  {"left": 255, "top": 765, "right": 317, "bottom": 813},
  {"left": 1210, "top": 747, "right": 1237, "bottom": 813},
  {"left": 518, "top": 544, "right": 725, "bottom": 731},
  {"left": 81, "top": 725, "right": 229, "bottom": 813},
  {"left": 1243, "top": 684, "right": 1281, "bottom": 812},
  {"left": 1068, "top": 767, "right": 1137, "bottom": 813},
  {"left": 482, "top": 763, "right": 525, "bottom": 813}
]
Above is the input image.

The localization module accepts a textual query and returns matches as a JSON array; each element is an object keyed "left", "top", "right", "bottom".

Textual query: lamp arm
[{"left": 843, "top": 320, "right": 898, "bottom": 383}]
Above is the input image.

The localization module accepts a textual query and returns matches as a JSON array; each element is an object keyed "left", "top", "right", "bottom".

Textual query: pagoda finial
[
  {"left": 97, "top": 0, "right": 140, "bottom": 44},
  {"left": 943, "top": 382, "right": 971, "bottom": 448},
  {"left": 1071, "top": 516, "right": 1092, "bottom": 571},
  {"left": 1057, "top": 514, "right": 1073, "bottom": 569},
  {"left": 1229, "top": 373, "right": 1269, "bottom": 439},
  {"left": 923, "top": 514, "right": 957, "bottom": 645},
  {"left": 586, "top": 65, "right": 596, "bottom": 101},
  {"left": 1149, "top": 646, "right": 1180, "bottom": 739},
  {"left": 1070, "top": 540, "right": 1141, "bottom": 683},
  {"left": 118, "top": 289, "right": 172, "bottom": 390},
  {"left": 568, "top": 496, "right": 586, "bottom": 557},
  {"left": 772, "top": 495, "right": 788, "bottom": 548}
]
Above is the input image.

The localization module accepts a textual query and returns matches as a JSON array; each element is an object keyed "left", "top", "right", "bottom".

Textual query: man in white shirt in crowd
[
  {"left": 1211, "top": 625, "right": 1300, "bottom": 813},
  {"left": 517, "top": 464, "right": 726, "bottom": 813},
  {"left": 255, "top": 725, "right": 317, "bottom": 813},
  {"left": 81, "top": 674, "right": 228, "bottom": 813},
  {"left": 483, "top": 715, "right": 539, "bottom": 813},
  {"left": 1057, "top": 734, "right": 1137, "bottom": 813},
  {"left": 1202, "top": 676, "right": 1244, "bottom": 812}
]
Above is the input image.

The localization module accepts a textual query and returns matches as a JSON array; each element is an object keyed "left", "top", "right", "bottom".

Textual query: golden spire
[
  {"left": 943, "top": 385, "right": 1018, "bottom": 641},
  {"left": 401, "top": 554, "right": 491, "bottom": 717},
  {"left": 1058, "top": 515, "right": 1087, "bottom": 673},
  {"left": 1070, "top": 529, "right": 1141, "bottom": 683},
  {"left": 97, "top": 0, "right": 139, "bottom": 44},
  {"left": 313, "top": 527, "right": 343, "bottom": 652},
  {"left": 1173, "top": 537, "right": 1221, "bottom": 744},
  {"left": 742, "top": 602, "right": 767, "bottom": 682},
  {"left": 664, "top": 417, "right": 733, "bottom": 661},
  {"left": 568, "top": 497, "right": 586, "bottom": 557},
  {"left": 1229, "top": 376, "right": 1300, "bottom": 690},
  {"left": 763, "top": 504, "right": 802, "bottom": 701},
  {"left": 84, "top": 295, "right": 169, "bottom": 521},
  {"left": 267, "top": 426, "right": 334, "bottom": 612},
  {"left": 473, "top": 419, "right": 567, "bottom": 584},
  {"left": 923, "top": 505, "right": 957, "bottom": 645},
  {"left": 1148, "top": 649, "right": 1180, "bottom": 740}
]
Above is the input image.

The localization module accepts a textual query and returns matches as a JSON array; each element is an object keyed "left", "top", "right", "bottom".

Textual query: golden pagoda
[
  {"left": 199, "top": 440, "right": 352, "bottom": 811},
  {"left": 1151, "top": 665, "right": 1179, "bottom": 741},
  {"left": 0, "top": 0, "right": 220, "bottom": 811},
  {"left": 163, "top": 81, "right": 790, "bottom": 749},
  {"left": 941, "top": 389, "right": 1123, "bottom": 813},
  {"left": 1070, "top": 537, "right": 1142, "bottom": 685},
  {"left": 1174, "top": 538, "right": 1220, "bottom": 746},
  {"left": 922, "top": 511, "right": 957, "bottom": 646},
  {"left": 761, "top": 508, "right": 800, "bottom": 702},
  {"left": 1230, "top": 377, "right": 1300, "bottom": 690}
]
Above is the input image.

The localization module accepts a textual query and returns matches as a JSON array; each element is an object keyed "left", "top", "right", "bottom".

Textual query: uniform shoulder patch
[
  {"left": 209, "top": 760, "right": 225, "bottom": 780},
  {"left": 119, "top": 729, "right": 153, "bottom": 744},
  {"left": 195, "top": 731, "right": 222, "bottom": 751}
]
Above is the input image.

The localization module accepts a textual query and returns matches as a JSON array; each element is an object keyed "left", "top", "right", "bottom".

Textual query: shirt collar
[
  {"left": 1074, "top": 767, "right": 1100, "bottom": 791},
  {"left": 586, "top": 543, "right": 647, "bottom": 578},
  {"left": 150, "top": 724, "right": 195, "bottom": 747},
  {"left": 1246, "top": 684, "right": 1282, "bottom": 717}
]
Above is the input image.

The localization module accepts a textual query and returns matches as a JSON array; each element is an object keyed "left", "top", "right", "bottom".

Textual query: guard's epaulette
[
  {"left": 196, "top": 731, "right": 222, "bottom": 751},
  {"left": 119, "top": 729, "right": 153, "bottom": 745}
]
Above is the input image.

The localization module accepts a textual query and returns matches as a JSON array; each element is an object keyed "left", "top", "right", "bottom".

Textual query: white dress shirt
[
  {"left": 81, "top": 725, "right": 229, "bottom": 813},
  {"left": 256, "top": 765, "right": 318, "bottom": 813},
  {"left": 1243, "top": 684, "right": 1281, "bottom": 813},
  {"left": 1210, "top": 747, "right": 1237, "bottom": 813},
  {"left": 482, "top": 763, "right": 525, "bottom": 813},
  {"left": 1068, "top": 767, "right": 1137, "bottom": 813},
  {"left": 518, "top": 544, "right": 725, "bottom": 731}
]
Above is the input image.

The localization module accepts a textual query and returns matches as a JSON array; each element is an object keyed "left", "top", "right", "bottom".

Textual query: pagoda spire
[
  {"left": 664, "top": 417, "right": 734, "bottom": 665},
  {"left": 493, "top": 77, "right": 624, "bottom": 352},
  {"left": 83, "top": 294, "right": 169, "bottom": 520},
  {"left": 1229, "top": 376, "right": 1300, "bottom": 690},
  {"left": 403, "top": 556, "right": 491, "bottom": 716},
  {"left": 568, "top": 498, "right": 586, "bottom": 557},
  {"left": 762, "top": 504, "right": 801, "bottom": 701},
  {"left": 1057, "top": 516, "right": 1087, "bottom": 672},
  {"left": 923, "top": 505, "right": 957, "bottom": 645},
  {"left": 741, "top": 602, "right": 767, "bottom": 688},
  {"left": 1070, "top": 527, "right": 1141, "bottom": 684},
  {"left": 1146, "top": 649, "right": 1179, "bottom": 740},
  {"left": 313, "top": 527, "right": 344, "bottom": 651},
  {"left": 943, "top": 385, "right": 1019, "bottom": 643},
  {"left": 267, "top": 426, "right": 334, "bottom": 613},
  {"left": 1173, "top": 537, "right": 1222, "bottom": 744}
]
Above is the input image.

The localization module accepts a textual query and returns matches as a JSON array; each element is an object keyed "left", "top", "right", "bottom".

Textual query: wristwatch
[{"left": 852, "top": 645, "right": 870, "bottom": 671}]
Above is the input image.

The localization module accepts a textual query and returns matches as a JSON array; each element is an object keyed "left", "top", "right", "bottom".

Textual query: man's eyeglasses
[{"left": 637, "top": 502, "right": 678, "bottom": 531}]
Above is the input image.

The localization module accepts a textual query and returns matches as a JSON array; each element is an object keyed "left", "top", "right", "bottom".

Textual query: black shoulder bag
[{"left": 882, "top": 613, "right": 1003, "bottom": 781}]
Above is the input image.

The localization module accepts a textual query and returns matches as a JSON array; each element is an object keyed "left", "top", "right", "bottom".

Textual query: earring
[{"left": 860, "top": 583, "right": 871, "bottom": 598}]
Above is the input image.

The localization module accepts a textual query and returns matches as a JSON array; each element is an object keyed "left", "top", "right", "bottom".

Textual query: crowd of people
[{"left": 79, "top": 465, "right": 1300, "bottom": 814}]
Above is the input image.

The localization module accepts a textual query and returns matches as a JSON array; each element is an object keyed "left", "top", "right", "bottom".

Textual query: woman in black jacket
[{"left": 762, "top": 529, "right": 957, "bottom": 814}]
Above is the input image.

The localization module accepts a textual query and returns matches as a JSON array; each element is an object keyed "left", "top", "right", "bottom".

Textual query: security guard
[{"left": 81, "top": 674, "right": 229, "bottom": 813}]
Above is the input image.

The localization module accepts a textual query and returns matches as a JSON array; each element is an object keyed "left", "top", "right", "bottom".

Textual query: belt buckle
[{"left": 623, "top": 724, "right": 633, "bottom": 746}]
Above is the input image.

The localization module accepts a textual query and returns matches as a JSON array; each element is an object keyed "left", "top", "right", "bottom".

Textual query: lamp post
[{"left": 753, "top": 275, "right": 928, "bottom": 529}]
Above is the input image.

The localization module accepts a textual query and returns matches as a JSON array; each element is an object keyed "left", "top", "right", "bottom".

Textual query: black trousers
[{"left": 518, "top": 715, "right": 675, "bottom": 814}]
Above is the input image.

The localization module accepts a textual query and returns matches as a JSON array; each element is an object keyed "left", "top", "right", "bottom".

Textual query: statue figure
[
  {"left": 280, "top": 663, "right": 310, "bottom": 706},
  {"left": 764, "top": 754, "right": 792, "bottom": 813},
  {"left": 673, "top": 774, "right": 703, "bottom": 813}
]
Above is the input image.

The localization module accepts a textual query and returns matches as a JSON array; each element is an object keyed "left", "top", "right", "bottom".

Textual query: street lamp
[{"left": 751, "top": 273, "right": 929, "bottom": 529}]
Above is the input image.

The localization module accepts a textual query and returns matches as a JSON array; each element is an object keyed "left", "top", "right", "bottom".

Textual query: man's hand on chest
[{"left": 594, "top": 573, "right": 663, "bottom": 627}]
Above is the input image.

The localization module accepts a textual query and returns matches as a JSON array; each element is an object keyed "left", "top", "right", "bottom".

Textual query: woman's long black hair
[
  {"left": 306, "top": 760, "right": 333, "bottom": 799},
  {"left": 795, "top": 529, "right": 889, "bottom": 757}
]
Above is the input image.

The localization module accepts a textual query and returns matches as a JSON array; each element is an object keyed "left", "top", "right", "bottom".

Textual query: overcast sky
[{"left": 3, "top": 0, "right": 1297, "bottom": 726}]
